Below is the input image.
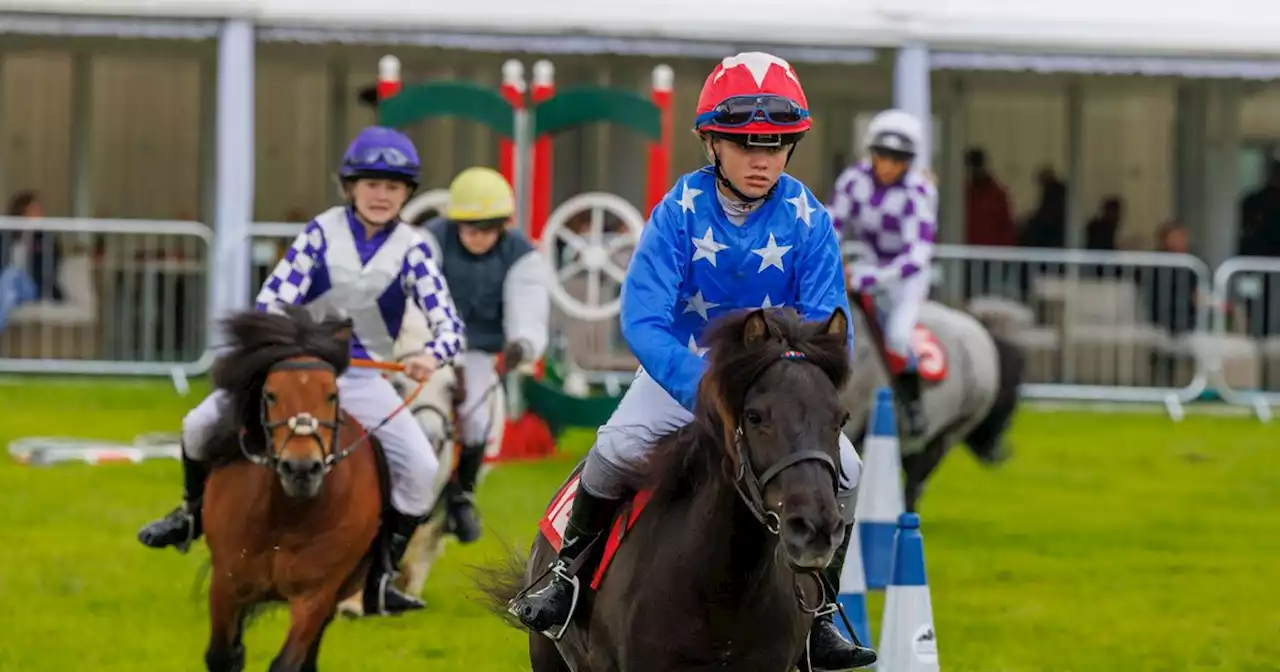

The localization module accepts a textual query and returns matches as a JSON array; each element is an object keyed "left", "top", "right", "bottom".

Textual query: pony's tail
[
  {"left": 466, "top": 535, "right": 533, "bottom": 630},
  {"left": 962, "top": 330, "right": 1025, "bottom": 455}
]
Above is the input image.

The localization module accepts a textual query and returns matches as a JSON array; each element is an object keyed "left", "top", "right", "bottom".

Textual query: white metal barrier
[
  {"left": 10, "top": 216, "right": 1280, "bottom": 420},
  {"left": 0, "top": 216, "right": 215, "bottom": 375},
  {"left": 845, "top": 242, "right": 1214, "bottom": 407},
  {"left": 1211, "top": 256, "right": 1280, "bottom": 419}
]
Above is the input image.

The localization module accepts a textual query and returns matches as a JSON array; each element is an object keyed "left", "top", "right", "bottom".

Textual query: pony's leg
[
  {"left": 297, "top": 614, "right": 334, "bottom": 672},
  {"left": 268, "top": 592, "right": 339, "bottom": 672},
  {"left": 530, "top": 632, "right": 571, "bottom": 672},
  {"left": 406, "top": 515, "right": 447, "bottom": 596},
  {"left": 902, "top": 436, "right": 949, "bottom": 513},
  {"left": 335, "top": 592, "right": 363, "bottom": 618},
  {"left": 204, "top": 580, "right": 246, "bottom": 672},
  {"left": 401, "top": 516, "right": 435, "bottom": 595}
]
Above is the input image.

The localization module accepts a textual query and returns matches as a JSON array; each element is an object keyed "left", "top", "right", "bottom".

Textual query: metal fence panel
[
  {"left": 846, "top": 242, "right": 1214, "bottom": 404},
  {"left": 0, "top": 216, "right": 214, "bottom": 375},
  {"left": 1211, "top": 257, "right": 1280, "bottom": 413}
]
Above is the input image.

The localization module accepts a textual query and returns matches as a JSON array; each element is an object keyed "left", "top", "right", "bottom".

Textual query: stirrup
[
  {"left": 543, "top": 562, "right": 582, "bottom": 642},
  {"left": 171, "top": 506, "right": 198, "bottom": 554},
  {"left": 508, "top": 561, "right": 582, "bottom": 642}
]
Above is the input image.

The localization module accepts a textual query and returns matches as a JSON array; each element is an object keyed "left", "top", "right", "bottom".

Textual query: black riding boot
[
  {"left": 363, "top": 510, "right": 427, "bottom": 616},
  {"left": 445, "top": 444, "right": 485, "bottom": 544},
  {"left": 805, "top": 524, "right": 878, "bottom": 671},
  {"left": 137, "top": 451, "right": 207, "bottom": 553},
  {"left": 508, "top": 488, "right": 621, "bottom": 639},
  {"left": 896, "top": 369, "right": 928, "bottom": 438}
]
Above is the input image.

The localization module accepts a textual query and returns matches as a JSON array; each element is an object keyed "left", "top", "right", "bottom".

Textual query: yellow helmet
[{"left": 445, "top": 166, "right": 515, "bottom": 226}]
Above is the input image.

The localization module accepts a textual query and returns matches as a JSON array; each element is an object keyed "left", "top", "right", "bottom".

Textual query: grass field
[{"left": 1, "top": 376, "right": 1278, "bottom": 671}]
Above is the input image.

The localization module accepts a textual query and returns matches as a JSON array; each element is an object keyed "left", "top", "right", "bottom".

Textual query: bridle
[
  {"left": 238, "top": 359, "right": 384, "bottom": 474},
  {"left": 730, "top": 349, "right": 839, "bottom": 535},
  {"left": 724, "top": 347, "right": 867, "bottom": 654}
]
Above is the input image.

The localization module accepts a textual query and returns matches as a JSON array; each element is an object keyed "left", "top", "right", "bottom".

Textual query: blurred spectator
[
  {"left": 1085, "top": 196, "right": 1123, "bottom": 251},
  {"left": 1018, "top": 166, "right": 1067, "bottom": 248},
  {"left": 0, "top": 190, "right": 61, "bottom": 300},
  {"left": 1238, "top": 159, "right": 1280, "bottom": 257},
  {"left": 1236, "top": 161, "right": 1280, "bottom": 336},
  {"left": 963, "top": 148, "right": 1016, "bottom": 246},
  {"left": 1143, "top": 221, "right": 1198, "bottom": 335},
  {"left": 1144, "top": 221, "right": 1200, "bottom": 385},
  {"left": 0, "top": 190, "right": 48, "bottom": 332}
]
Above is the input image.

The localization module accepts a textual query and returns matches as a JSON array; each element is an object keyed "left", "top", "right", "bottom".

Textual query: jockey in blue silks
[
  {"left": 508, "top": 52, "right": 876, "bottom": 671},
  {"left": 137, "top": 126, "right": 466, "bottom": 617}
]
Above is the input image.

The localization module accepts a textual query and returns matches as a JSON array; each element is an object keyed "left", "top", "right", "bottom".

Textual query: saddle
[
  {"left": 539, "top": 464, "right": 651, "bottom": 591},
  {"left": 852, "top": 292, "right": 949, "bottom": 384}
]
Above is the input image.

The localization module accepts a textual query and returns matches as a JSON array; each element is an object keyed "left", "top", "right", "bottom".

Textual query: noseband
[
  {"left": 238, "top": 359, "right": 368, "bottom": 473},
  {"left": 731, "top": 349, "right": 839, "bottom": 535}
]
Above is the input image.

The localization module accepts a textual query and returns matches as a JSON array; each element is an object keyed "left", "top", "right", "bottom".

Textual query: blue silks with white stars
[{"left": 619, "top": 166, "right": 854, "bottom": 411}]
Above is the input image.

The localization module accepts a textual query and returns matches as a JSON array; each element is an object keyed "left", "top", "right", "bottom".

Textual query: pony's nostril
[
  {"left": 783, "top": 515, "right": 816, "bottom": 543},
  {"left": 281, "top": 458, "right": 322, "bottom": 478}
]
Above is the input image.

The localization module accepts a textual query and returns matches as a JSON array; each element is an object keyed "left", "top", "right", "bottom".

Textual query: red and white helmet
[{"left": 694, "top": 52, "right": 811, "bottom": 147}]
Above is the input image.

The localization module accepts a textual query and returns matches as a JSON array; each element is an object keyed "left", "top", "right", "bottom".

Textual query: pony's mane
[
  {"left": 638, "top": 307, "right": 851, "bottom": 499},
  {"left": 203, "top": 307, "right": 353, "bottom": 465}
]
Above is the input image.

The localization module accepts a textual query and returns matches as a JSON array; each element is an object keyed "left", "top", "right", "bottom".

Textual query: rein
[{"left": 238, "top": 358, "right": 425, "bottom": 473}]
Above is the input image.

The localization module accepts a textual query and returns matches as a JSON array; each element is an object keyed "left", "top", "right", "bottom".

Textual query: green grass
[{"left": 0, "top": 376, "right": 1278, "bottom": 671}]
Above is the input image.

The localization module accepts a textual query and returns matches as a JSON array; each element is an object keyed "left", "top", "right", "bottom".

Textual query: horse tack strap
[{"left": 733, "top": 431, "right": 838, "bottom": 534}]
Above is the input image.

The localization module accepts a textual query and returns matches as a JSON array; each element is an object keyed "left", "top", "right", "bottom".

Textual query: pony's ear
[
  {"left": 823, "top": 307, "right": 849, "bottom": 340},
  {"left": 742, "top": 309, "right": 771, "bottom": 346},
  {"left": 332, "top": 318, "right": 354, "bottom": 347}
]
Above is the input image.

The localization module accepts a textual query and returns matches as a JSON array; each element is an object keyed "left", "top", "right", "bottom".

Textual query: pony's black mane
[
  {"left": 638, "top": 307, "right": 851, "bottom": 500},
  {"left": 203, "top": 307, "right": 352, "bottom": 466}
]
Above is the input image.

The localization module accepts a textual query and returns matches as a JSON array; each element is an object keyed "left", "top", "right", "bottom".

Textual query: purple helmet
[{"left": 338, "top": 126, "right": 420, "bottom": 187}]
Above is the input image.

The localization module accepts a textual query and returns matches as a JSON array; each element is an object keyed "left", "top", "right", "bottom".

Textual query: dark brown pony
[
  {"left": 199, "top": 308, "right": 383, "bottom": 672},
  {"left": 483, "top": 306, "right": 855, "bottom": 672}
]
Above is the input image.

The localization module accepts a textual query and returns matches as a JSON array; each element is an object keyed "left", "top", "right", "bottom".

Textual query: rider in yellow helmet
[{"left": 401, "top": 166, "right": 551, "bottom": 543}]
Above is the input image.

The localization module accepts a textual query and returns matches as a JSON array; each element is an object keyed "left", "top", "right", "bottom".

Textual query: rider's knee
[
  {"left": 580, "top": 434, "right": 638, "bottom": 500},
  {"left": 180, "top": 400, "right": 220, "bottom": 459},
  {"left": 837, "top": 434, "right": 862, "bottom": 492}
]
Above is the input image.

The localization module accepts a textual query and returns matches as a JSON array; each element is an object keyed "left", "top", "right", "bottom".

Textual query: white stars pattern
[
  {"left": 760, "top": 294, "right": 775, "bottom": 309},
  {"left": 752, "top": 232, "right": 793, "bottom": 273},
  {"left": 786, "top": 192, "right": 817, "bottom": 228},
  {"left": 683, "top": 289, "right": 719, "bottom": 322},
  {"left": 687, "top": 335, "right": 709, "bottom": 357},
  {"left": 677, "top": 179, "right": 702, "bottom": 214},
  {"left": 691, "top": 228, "right": 728, "bottom": 267},
  {"left": 713, "top": 52, "right": 799, "bottom": 88}
]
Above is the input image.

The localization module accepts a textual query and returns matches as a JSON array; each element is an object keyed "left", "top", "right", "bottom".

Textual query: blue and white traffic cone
[
  {"left": 878, "top": 512, "right": 939, "bottom": 672},
  {"left": 836, "top": 520, "right": 872, "bottom": 647},
  {"left": 857, "top": 386, "right": 905, "bottom": 590}
]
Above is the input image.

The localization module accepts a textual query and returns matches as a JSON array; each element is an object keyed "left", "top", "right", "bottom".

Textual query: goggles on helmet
[{"left": 695, "top": 95, "right": 810, "bottom": 130}]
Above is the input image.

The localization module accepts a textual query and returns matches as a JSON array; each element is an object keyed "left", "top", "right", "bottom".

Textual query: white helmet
[{"left": 865, "top": 109, "right": 924, "bottom": 159}]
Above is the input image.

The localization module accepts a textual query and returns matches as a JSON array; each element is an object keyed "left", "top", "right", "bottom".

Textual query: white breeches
[
  {"left": 579, "top": 370, "right": 862, "bottom": 505},
  {"left": 457, "top": 350, "right": 506, "bottom": 453},
  {"left": 874, "top": 269, "right": 932, "bottom": 361},
  {"left": 182, "top": 371, "right": 440, "bottom": 517}
]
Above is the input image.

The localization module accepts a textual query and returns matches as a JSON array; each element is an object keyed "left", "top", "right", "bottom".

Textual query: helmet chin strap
[{"left": 710, "top": 142, "right": 798, "bottom": 204}]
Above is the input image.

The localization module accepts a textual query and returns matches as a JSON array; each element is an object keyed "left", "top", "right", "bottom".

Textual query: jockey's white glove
[
  {"left": 401, "top": 354, "right": 438, "bottom": 383},
  {"left": 847, "top": 263, "right": 893, "bottom": 293}
]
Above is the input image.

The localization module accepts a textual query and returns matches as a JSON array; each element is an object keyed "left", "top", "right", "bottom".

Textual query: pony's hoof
[{"left": 336, "top": 598, "right": 365, "bottom": 619}]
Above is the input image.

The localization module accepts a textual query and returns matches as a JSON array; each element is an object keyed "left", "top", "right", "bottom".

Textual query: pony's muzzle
[
  {"left": 780, "top": 508, "right": 841, "bottom": 570},
  {"left": 278, "top": 457, "right": 325, "bottom": 498}
]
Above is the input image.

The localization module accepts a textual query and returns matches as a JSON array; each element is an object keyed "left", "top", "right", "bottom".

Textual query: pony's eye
[
  {"left": 326, "top": 392, "right": 338, "bottom": 405},
  {"left": 839, "top": 412, "right": 851, "bottom": 428},
  {"left": 744, "top": 410, "right": 763, "bottom": 425},
  {"left": 264, "top": 391, "right": 278, "bottom": 405}
]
